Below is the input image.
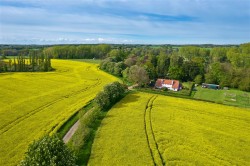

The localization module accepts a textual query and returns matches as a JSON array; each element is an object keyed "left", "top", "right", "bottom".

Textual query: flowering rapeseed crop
[
  {"left": 0, "top": 59, "right": 117, "bottom": 166},
  {"left": 89, "top": 92, "right": 250, "bottom": 165}
]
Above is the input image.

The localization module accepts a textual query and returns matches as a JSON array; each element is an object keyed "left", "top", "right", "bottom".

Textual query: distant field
[
  {"left": 70, "top": 59, "right": 102, "bottom": 64},
  {"left": 0, "top": 59, "right": 117, "bottom": 166},
  {"left": 193, "top": 86, "right": 250, "bottom": 108},
  {"left": 89, "top": 92, "right": 250, "bottom": 165}
]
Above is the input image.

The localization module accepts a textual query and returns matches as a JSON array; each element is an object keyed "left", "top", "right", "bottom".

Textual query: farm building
[
  {"left": 202, "top": 83, "right": 220, "bottom": 90},
  {"left": 155, "top": 79, "right": 182, "bottom": 91}
]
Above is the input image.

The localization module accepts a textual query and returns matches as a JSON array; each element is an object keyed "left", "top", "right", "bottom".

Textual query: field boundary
[{"left": 138, "top": 89, "right": 250, "bottom": 109}]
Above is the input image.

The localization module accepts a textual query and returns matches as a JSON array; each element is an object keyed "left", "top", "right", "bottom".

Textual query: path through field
[
  {"left": 0, "top": 59, "right": 118, "bottom": 166},
  {"left": 63, "top": 120, "right": 80, "bottom": 143}
]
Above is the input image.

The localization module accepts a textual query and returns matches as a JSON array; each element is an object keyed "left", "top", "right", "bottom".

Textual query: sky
[{"left": 0, "top": 0, "right": 250, "bottom": 44}]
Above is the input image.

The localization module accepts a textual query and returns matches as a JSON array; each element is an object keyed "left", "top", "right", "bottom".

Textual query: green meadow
[{"left": 193, "top": 86, "right": 250, "bottom": 108}]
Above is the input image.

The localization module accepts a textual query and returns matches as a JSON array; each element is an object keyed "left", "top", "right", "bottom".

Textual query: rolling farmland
[
  {"left": 89, "top": 92, "right": 250, "bottom": 165},
  {"left": 0, "top": 59, "right": 117, "bottom": 166}
]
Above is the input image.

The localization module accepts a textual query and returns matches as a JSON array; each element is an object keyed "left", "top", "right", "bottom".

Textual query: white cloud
[{"left": 0, "top": 0, "right": 249, "bottom": 44}]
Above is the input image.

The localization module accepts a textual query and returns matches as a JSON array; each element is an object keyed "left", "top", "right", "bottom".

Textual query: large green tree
[
  {"left": 20, "top": 135, "right": 76, "bottom": 166},
  {"left": 211, "top": 47, "right": 228, "bottom": 63},
  {"left": 156, "top": 51, "right": 170, "bottom": 78},
  {"left": 127, "top": 65, "right": 149, "bottom": 86}
]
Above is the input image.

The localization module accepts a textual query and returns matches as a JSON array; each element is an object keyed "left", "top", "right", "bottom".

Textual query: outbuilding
[{"left": 202, "top": 83, "right": 220, "bottom": 90}]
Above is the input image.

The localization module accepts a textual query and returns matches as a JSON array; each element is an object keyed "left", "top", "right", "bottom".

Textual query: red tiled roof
[
  {"left": 155, "top": 79, "right": 180, "bottom": 89},
  {"left": 155, "top": 79, "right": 163, "bottom": 87},
  {"left": 172, "top": 80, "right": 180, "bottom": 89},
  {"left": 163, "top": 79, "right": 173, "bottom": 85}
]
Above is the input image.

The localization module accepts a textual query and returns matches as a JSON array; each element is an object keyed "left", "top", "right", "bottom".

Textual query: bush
[
  {"left": 239, "top": 77, "right": 250, "bottom": 92},
  {"left": 20, "top": 135, "right": 76, "bottom": 166},
  {"left": 194, "top": 75, "right": 203, "bottom": 85},
  {"left": 94, "top": 91, "right": 110, "bottom": 109},
  {"left": 162, "top": 87, "right": 168, "bottom": 91},
  {"left": 94, "top": 81, "right": 127, "bottom": 110}
]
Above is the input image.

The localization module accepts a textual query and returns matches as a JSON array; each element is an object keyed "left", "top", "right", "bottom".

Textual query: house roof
[
  {"left": 163, "top": 79, "right": 173, "bottom": 85},
  {"left": 155, "top": 79, "right": 180, "bottom": 89},
  {"left": 155, "top": 79, "right": 164, "bottom": 87},
  {"left": 172, "top": 80, "right": 180, "bottom": 89}
]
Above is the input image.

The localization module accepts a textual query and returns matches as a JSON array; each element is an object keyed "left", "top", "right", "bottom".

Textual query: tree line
[
  {"left": 0, "top": 50, "right": 52, "bottom": 72},
  {"left": 43, "top": 44, "right": 111, "bottom": 59},
  {"left": 0, "top": 44, "right": 111, "bottom": 59}
]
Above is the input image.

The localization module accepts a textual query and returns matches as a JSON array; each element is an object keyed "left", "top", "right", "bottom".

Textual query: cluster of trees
[
  {"left": 0, "top": 50, "right": 52, "bottom": 72},
  {"left": 43, "top": 44, "right": 111, "bottom": 59},
  {"left": 20, "top": 135, "right": 76, "bottom": 166},
  {"left": 204, "top": 45, "right": 250, "bottom": 91},
  {"left": 100, "top": 59, "right": 126, "bottom": 76},
  {"left": 99, "top": 43, "right": 250, "bottom": 91},
  {"left": 122, "top": 65, "right": 149, "bottom": 86},
  {"left": 95, "top": 81, "right": 127, "bottom": 109},
  {"left": 0, "top": 45, "right": 48, "bottom": 57}
]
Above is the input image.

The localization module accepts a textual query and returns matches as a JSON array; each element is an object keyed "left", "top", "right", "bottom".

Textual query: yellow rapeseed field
[
  {"left": 0, "top": 59, "right": 117, "bottom": 166},
  {"left": 88, "top": 93, "right": 154, "bottom": 166},
  {"left": 89, "top": 92, "right": 250, "bottom": 165}
]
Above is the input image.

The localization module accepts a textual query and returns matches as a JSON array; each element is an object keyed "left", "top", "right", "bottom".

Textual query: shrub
[
  {"left": 95, "top": 91, "right": 110, "bottom": 109},
  {"left": 94, "top": 81, "right": 127, "bottom": 110},
  {"left": 162, "top": 87, "right": 168, "bottom": 91},
  {"left": 194, "top": 75, "right": 203, "bottom": 85}
]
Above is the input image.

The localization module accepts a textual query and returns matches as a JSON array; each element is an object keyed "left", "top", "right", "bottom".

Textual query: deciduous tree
[{"left": 20, "top": 135, "right": 76, "bottom": 166}]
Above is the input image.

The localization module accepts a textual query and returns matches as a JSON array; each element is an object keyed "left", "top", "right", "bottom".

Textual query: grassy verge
[
  {"left": 181, "top": 82, "right": 195, "bottom": 96},
  {"left": 137, "top": 87, "right": 192, "bottom": 99},
  {"left": 67, "top": 92, "right": 128, "bottom": 166},
  {"left": 56, "top": 101, "right": 94, "bottom": 139},
  {"left": 57, "top": 112, "right": 79, "bottom": 139},
  {"left": 71, "top": 108, "right": 107, "bottom": 165}
]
